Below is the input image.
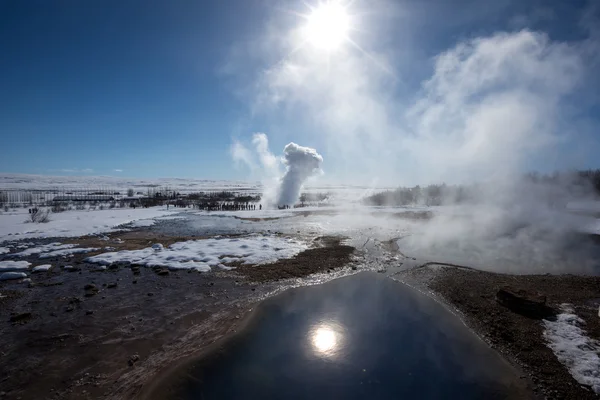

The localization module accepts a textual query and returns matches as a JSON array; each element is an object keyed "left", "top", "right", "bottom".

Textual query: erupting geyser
[{"left": 277, "top": 142, "right": 323, "bottom": 206}]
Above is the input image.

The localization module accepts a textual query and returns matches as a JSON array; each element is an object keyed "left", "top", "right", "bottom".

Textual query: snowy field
[{"left": 0, "top": 206, "right": 178, "bottom": 242}]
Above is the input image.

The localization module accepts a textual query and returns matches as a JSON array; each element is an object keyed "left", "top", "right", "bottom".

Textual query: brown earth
[
  {"left": 237, "top": 236, "right": 355, "bottom": 282},
  {"left": 396, "top": 265, "right": 600, "bottom": 400}
]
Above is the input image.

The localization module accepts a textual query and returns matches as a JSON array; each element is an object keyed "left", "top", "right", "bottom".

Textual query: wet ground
[
  {"left": 2, "top": 208, "right": 600, "bottom": 399},
  {"left": 150, "top": 272, "right": 532, "bottom": 400}
]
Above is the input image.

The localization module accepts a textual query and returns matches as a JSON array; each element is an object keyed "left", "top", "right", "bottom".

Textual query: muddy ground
[
  {"left": 0, "top": 231, "right": 356, "bottom": 400},
  {"left": 396, "top": 265, "right": 600, "bottom": 400}
]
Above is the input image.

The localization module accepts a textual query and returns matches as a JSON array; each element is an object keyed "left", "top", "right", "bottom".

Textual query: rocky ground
[
  {"left": 396, "top": 265, "right": 600, "bottom": 400},
  {"left": 0, "top": 231, "right": 357, "bottom": 400}
]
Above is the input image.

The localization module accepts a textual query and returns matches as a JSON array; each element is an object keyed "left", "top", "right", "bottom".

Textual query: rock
[
  {"left": 147, "top": 292, "right": 154, "bottom": 296},
  {"left": 85, "top": 310, "right": 94, "bottom": 315},
  {"left": 132, "top": 280, "right": 137, "bottom": 284},
  {"left": 351, "top": 265, "right": 357, "bottom": 270},
  {"left": 9, "top": 312, "right": 32, "bottom": 323},
  {"left": 84, "top": 284, "right": 99, "bottom": 297},
  {"left": 156, "top": 269, "right": 169, "bottom": 276},
  {"left": 107, "top": 283, "right": 117, "bottom": 289},
  {"left": 0, "top": 272, "right": 27, "bottom": 281},
  {"left": 128, "top": 354, "right": 140, "bottom": 366},
  {"left": 496, "top": 286, "right": 554, "bottom": 319},
  {"left": 152, "top": 243, "right": 164, "bottom": 251}
]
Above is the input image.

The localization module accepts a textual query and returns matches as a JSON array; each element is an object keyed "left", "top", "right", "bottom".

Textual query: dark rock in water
[
  {"left": 147, "top": 292, "right": 154, "bottom": 297},
  {"left": 86, "top": 310, "right": 94, "bottom": 315},
  {"left": 496, "top": 286, "right": 554, "bottom": 319},
  {"left": 107, "top": 283, "right": 117, "bottom": 289},
  {"left": 156, "top": 269, "right": 169, "bottom": 276},
  {"left": 84, "top": 284, "right": 97, "bottom": 291},
  {"left": 351, "top": 265, "right": 357, "bottom": 270},
  {"left": 9, "top": 312, "right": 32, "bottom": 323}
]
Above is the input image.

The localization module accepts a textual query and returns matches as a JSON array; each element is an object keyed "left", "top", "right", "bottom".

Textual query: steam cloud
[
  {"left": 277, "top": 142, "right": 323, "bottom": 205},
  {"left": 230, "top": 134, "right": 323, "bottom": 206}
]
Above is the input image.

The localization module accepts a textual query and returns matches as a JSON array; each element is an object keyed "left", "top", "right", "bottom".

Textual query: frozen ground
[
  {"left": 1, "top": 197, "right": 599, "bottom": 274},
  {"left": 0, "top": 207, "right": 178, "bottom": 242}
]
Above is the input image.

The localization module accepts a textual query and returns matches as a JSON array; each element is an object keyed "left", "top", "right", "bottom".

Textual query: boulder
[{"left": 496, "top": 286, "right": 554, "bottom": 319}]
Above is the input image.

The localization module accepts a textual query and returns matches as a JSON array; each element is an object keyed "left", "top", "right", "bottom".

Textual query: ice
[
  {"left": 32, "top": 264, "right": 53, "bottom": 272},
  {"left": 0, "top": 260, "right": 31, "bottom": 272},
  {"left": 85, "top": 235, "right": 307, "bottom": 272},
  {"left": 543, "top": 304, "right": 600, "bottom": 393},
  {"left": 0, "top": 272, "right": 28, "bottom": 281}
]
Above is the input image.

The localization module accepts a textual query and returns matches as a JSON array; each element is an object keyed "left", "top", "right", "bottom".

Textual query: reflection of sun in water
[
  {"left": 303, "top": 1, "right": 350, "bottom": 51},
  {"left": 312, "top": 326, "right": 338, "bottom": 352}
]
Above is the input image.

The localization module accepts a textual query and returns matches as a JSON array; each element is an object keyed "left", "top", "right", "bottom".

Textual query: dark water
[{"left": 157, "top": 273, "right": 529, "bottom": 400}]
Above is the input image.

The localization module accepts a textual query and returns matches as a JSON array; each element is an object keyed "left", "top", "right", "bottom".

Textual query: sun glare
[
  {"left": 304, "top": 2, "right": 350, "bottom": 51},
  {"left": 312, "top": 326, "right": 338, "bottom": 352}
]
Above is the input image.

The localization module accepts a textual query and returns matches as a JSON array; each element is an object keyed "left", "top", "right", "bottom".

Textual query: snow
[
  {"left": 0, "top": 260, "right": 31, "bottom": 272},
  {"left": 0, "top": 207, "right": 178, "bottom": 243},
  {"left": 85, "top": 235, "right": 307, "bottom": 272},
  {"left": 0, "top": 247, "right": 9, "bottom": 254},
  {"left": 32, "top": 264, "right": 53, "bottom": 272},
  {"left": 128, "top": 219, "right": 157, "bottom": 227},
  {"left": 12, "top": 243, "right": 78, "bottom": 257},
  {"left": 0, "top": 272, "right": 28, "bottom": 281},
  {"left": 39, "top": 247, "right": 99, "bottom": 258},
  {"left": 543, "top": 304, "right": 600, "bottom": 393}
]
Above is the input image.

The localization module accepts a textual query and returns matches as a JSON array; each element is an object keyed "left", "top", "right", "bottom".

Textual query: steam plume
[{"left": 277, "top": 142, "right": 323, "bottom": 205}]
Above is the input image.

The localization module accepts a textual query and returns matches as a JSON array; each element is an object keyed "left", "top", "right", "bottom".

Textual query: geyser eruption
[{"left": 277, "top": 142, "right": 323, "bottom": 206}]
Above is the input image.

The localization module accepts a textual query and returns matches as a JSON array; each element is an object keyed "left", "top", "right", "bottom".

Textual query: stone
[
  {"left": 128, "top": 354, "right": 140, "bottom": 366},
  {"left": 107, "top": 283, "right": 117, "bottom": 289},
  {"left": 496, "top": 286, "right": 554, "bottom": 319},
  {"left": 9, "top": 312, "right": 32, "bottom": 323}
]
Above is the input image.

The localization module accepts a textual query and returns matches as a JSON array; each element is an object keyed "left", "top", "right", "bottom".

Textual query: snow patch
[
  {"left": 543, "top": 304, "right": 600, "bottom": 393},
  {"left": 32, "top": 264, "right": 53, "bottom": 272},
  {"left": 39, "top": 247, "right": 99, "bottom": 259},
  {"left": 11, "top": 243, "right": 77, "bottom": 257},
  {"left": 0, "top": 260, "right": 31, "bottom": 272},
  {"left": 0, "top": 271, "right": 28, "bottom": 281},
  {"left": 85, "top": 235, "right": 307, "bottom": 272}
]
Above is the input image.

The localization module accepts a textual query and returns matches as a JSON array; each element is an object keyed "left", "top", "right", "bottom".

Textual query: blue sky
[{"left": 1, "top": 0, "right": 599, "bottom": 184}]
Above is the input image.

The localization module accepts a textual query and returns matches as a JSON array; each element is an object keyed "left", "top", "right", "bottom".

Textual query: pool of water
[{"left": 153, "top": 273, "right": 530, "bottom": 399}]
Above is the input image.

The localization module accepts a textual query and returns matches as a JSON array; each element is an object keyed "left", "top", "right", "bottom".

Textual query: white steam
[
  {"left": 230, "top": 134, "right": 323, "bottom": 206},
  {"left": 277, "top": 142, "right": 323, "bottom": 205}
]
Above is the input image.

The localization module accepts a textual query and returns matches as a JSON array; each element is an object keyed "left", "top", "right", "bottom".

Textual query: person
[{"left": 259, "top": 204, "right": 262, "bottom": 210}]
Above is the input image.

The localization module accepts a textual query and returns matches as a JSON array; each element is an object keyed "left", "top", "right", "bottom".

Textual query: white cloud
[{"left": 113, "top": 169, "right": 123, "bottom": 173}]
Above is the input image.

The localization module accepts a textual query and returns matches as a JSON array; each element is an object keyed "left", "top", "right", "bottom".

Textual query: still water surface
[{"left": 157, "top": 272, "right": 530, "bottom": 399}]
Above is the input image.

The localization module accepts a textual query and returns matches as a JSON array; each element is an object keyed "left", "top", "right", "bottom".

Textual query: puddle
[{"left": 152, "top": 272, "right": 530, "bottom": 399}]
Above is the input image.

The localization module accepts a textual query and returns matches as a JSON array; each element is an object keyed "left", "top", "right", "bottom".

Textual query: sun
[{"left": 303, "top": 1, "right": 350, "bottom": 51}]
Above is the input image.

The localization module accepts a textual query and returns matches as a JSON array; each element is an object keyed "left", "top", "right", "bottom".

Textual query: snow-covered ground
[
  {"left": 0, "top": 260, "right": 31, "bottom": 272},
  {"left": 85, "top": 235, "right": 307, "bottom": 272},
  {"left": 543, "top": 304, "right": 600, "bottom": 393},
  {"left": 0, "top": 207, "right": 178, "bottom": 243}
]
